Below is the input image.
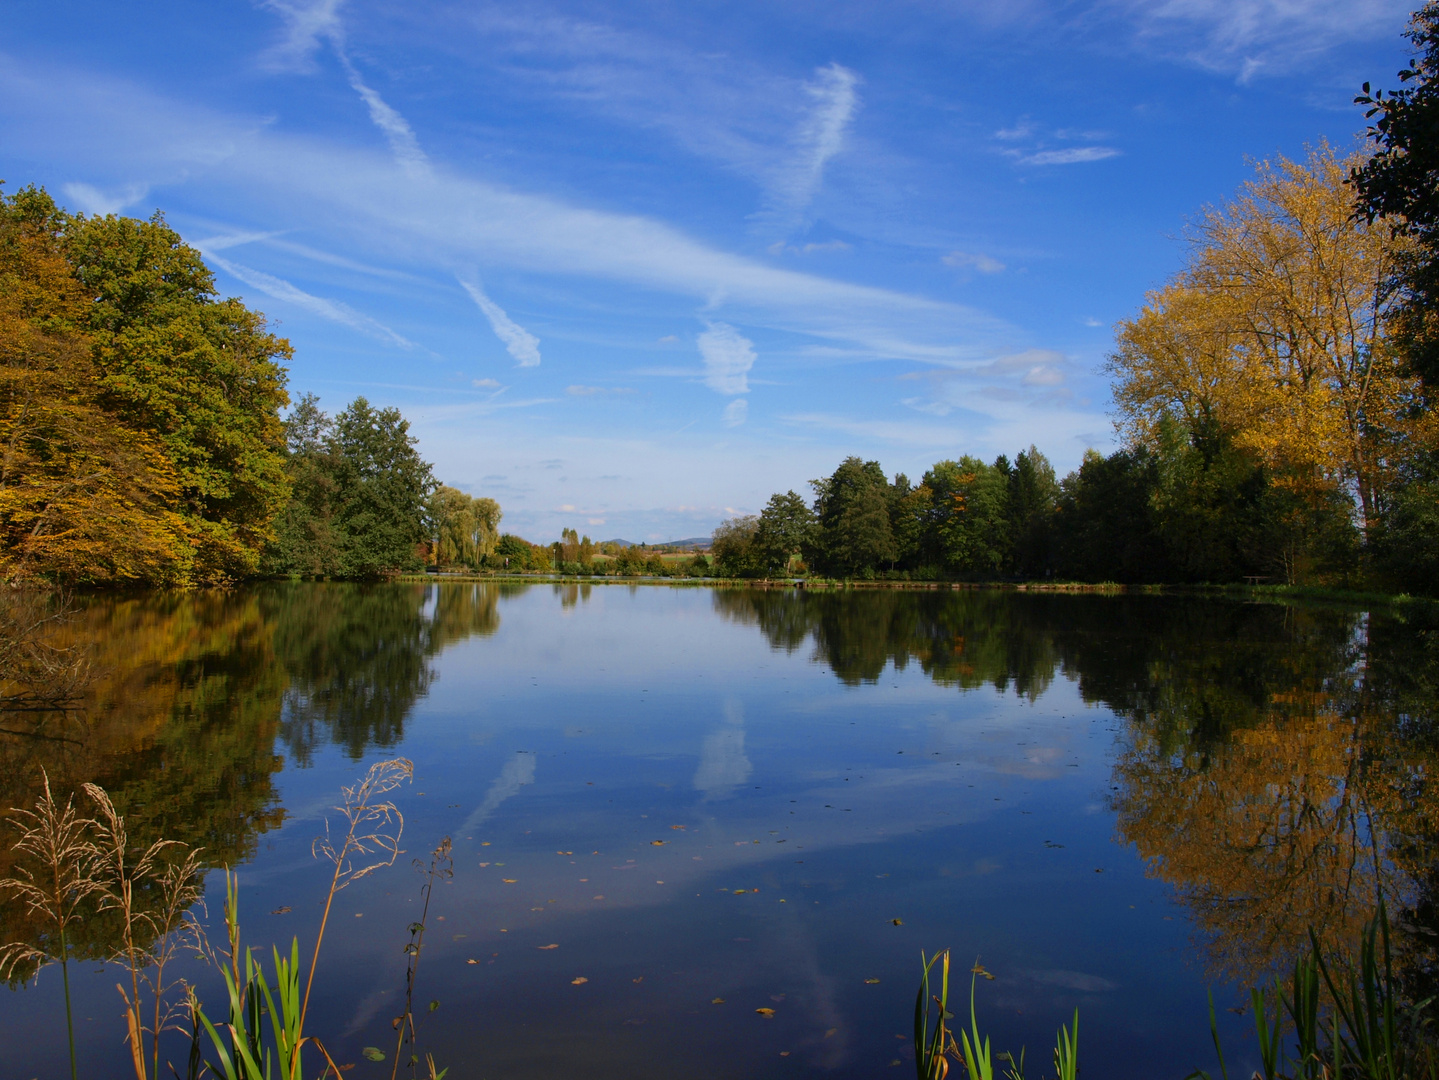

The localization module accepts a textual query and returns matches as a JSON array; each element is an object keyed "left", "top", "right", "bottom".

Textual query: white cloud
[
  {"left": 258, "top": 0, "right": 347, "bottom": 73},
  {"left": 61, "top": 181, "right": 149, "bottom": 216},
  {"left": 754, "top": 63, "right": 860, "bottom": 232},
  {"left": 722, "top": 399, "right": 749, "bottom": 426},
  {"left": 0, "top": 56, "right": 1010, "bottom": 367},
  {"left": 203, "top": 250, "right": 416, "bottom": 347},
  {"left": 697, "top": 322, "right": 756, "bottom": 395},
  {"left": 1113, "top": 0, "right": 1411, "bottom": 78},
  {"left": 943, "top": 251, "right": 1006, "bottom": 274},
  {"left": 566, "top": 384, "right": 635, "bottom": 396},
  {"left": 338, "top": 55, "right": 429, "bottom": 176},
  {"left": 587, "top": 517, "right": 606, "bottom": 525},
  {"left": 1022, "top": 147, "right": 1121, "bottom": 165},
  {"left": 460, "top": 279, "right": 543, "bottom": 367},
  {"left": 472, "top": 377, "right": 502, "bottom": 388}
]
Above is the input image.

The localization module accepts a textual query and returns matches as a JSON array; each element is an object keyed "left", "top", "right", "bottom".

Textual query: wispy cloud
[
  {"left": 722, "top": 399, "right": 748, "bottom": 426},
  {"left": 566, "top": 384, "right": 634, "bottom": 396},
  {"left": 258, "top": 0, "right": 346, "bottom": 73},
  {"left": 338, "top": 55, "right": 429, "bottom": 176},
  {"left": 460, "top": 279, "right": 543, "bottom": 367},
  {"left": 1021, "top": 147, "right": 1121, "bottom": 165},
  {"left": 61, "top": 181, "right": 149, "bottom": 215},
  {"left": 756, "top": 63, "right": 859, "bottom": 231},
  {"left": 943, "top": 251, "right": 1005, "bottom": 274},
  {"left": 697, "top": 322, "right": 756, "bottom": 395},
  {"left": 1112, "top": 0, "right": 1411, "bottom": 79},
  {"left": 203, "top": 250, "right": 416, "bottom": 347}
]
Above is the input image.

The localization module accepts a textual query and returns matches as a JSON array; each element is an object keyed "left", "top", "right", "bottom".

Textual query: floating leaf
[
  {"left": 650, "top": 840, "right": 666, "bottom": 846},
  {"left": 501, "top": 879, "right": 517, "bottom": 884},
  {"left": 891, "top": 918, "right": 903, "bottom": 926},
  {"left": 864, "top": 978, "right": 881, "bottom": 984},
  {"left": 537, "top": 944, "right": 559, "bottom": 950},
  {"left": 467, "top": 959, "right": 478, "bottom": 965},
  {"left": 712, "top": 997, "right": 726, "bottom": 1005},
  {"left": 361, "top": 1048, "right": 386, "bottom": 1062},
  {"left": 571, "top": 977, "right": 588, "bottom": 985},
  {"left": 671, "top": 825, "right": 685, "bottom": 830},
  {"left": 755, "top": 1007, "right": 776, "bottom": 1018},
  {"left": 428, "top": 1000, "right": 440, "bottom": 1012},
  {"left": 271, "top": 906, "right": 291, "bottom": 914}
]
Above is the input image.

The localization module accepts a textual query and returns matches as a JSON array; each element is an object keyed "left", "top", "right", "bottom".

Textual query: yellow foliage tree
[
  {"left": 0, "top": 199, "right": 189, "bottom": 584},
  {"left": 1108, "top": 143, "right": 1420, "bottom": 530}
]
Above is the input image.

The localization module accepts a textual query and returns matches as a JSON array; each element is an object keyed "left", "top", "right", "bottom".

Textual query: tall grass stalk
[
  {"left": 391, "top": 837, "right": 452, "bottom": 1080},
  {"left": 0, "top": 769, "right": 101, "bottom": 1080},
  {"left": 85, "top": 782, "right": 205, "bottom": 1080},
  {"left": 302, "top": 756, "right": 412, "bottom": 1069}
]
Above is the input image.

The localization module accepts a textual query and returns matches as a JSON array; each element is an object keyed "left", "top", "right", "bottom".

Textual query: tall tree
[
  {"left": 63, "top": 208, "right": 291, "bottom": 581},
  {"left": 428, "top": 486, "right": 501, "bottom": 568},
  {"left": 329, "top": 397, "right": 436, "bottom": 576},
  {"left": 0, "top": 188, "right": 189, "bottom": 585},
  {"left": 753, "top": 490, "right": 815, "bottom": 574},
  {"left": 810, "top": 457, "right": 896, "bottom": 576}
]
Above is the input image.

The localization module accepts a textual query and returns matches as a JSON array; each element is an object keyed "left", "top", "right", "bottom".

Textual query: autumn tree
[
  {"left": 0, "top": 188, "right": 189, "bottom": 585},
  {"left": 1108, "top": 145, "right": 1417, "bottom": 580}
]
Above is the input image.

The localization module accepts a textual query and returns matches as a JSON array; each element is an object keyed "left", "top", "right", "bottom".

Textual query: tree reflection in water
[
  {"left": 0, "top": 581, "right": 511, "bottom": 974},
  {"left": 716, "top": 587, "right": 1439, "bottom": 994}
]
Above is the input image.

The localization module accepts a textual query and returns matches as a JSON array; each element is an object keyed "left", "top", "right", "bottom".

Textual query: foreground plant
[
  {"left": 914, "top": 950, "right": 1077, "bottom": 1080},
  {"left": 86, "top": 782, "right": 205, "bottom": 1080},
  {"left": 0, "top": 769, "right": 102, "bottom": 1080},
  {"left": 390, "top": 837, "right": 452, "bottom": 1080},
  {"left": 1195, "top": 901, "right": 1439, "bottom": 1080}
]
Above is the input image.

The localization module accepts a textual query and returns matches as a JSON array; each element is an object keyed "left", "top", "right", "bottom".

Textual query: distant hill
[{"left": 597, "top": 536, "right": 711, "bottom": 550}]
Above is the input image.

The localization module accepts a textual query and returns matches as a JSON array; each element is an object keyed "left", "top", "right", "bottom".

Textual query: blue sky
[{"left": 0, "top": 0, "right": 1418, "bottom": 542}]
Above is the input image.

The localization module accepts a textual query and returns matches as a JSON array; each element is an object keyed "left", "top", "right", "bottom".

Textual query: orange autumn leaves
[{"left": 1107, "top": 144, "right": 1424, "bottom": 530}]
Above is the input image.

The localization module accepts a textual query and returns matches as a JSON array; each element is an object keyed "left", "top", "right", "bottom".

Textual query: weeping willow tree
[{"left": 427, "top": 485, "right": 501, "bottom": 568}]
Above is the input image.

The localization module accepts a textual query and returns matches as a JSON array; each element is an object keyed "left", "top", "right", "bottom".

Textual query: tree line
[{"left": 711, "top": 127, "right": 1439, "bottom": 590}]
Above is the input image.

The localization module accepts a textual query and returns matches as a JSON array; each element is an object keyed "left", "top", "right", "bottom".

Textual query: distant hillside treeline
[{"left": 715, "top": 146, "right": 1439, "bottom": 592}]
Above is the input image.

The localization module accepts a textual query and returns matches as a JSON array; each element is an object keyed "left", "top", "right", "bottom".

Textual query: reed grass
[
  {"left": 0, "top": 769, "right": 102, "bottom": 1080},
  {"left": 1195, "top": 901, "right": 1438, "bottom": 1080},
  {"left": 914, "top": 950, "right": 1078, "bottom": 1080},
  {"left": 390, "top": 837, "right": 452, "bottom": 1080}
]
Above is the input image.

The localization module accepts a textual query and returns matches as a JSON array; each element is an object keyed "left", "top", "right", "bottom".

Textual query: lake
[{"left": 2, "top": 583, "right": 1435, "bottom": 1079}]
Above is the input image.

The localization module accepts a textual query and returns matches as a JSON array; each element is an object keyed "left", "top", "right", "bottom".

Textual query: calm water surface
[{"left": 3, "top": 583, "right": 1436, "bottom": 1079}]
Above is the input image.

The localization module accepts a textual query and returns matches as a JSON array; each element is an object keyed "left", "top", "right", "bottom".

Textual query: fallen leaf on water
[
  {"left": 428, "top": 1000, "right": 440, "bottom": 1013},
  {"left": 451, "top": 934, "right": 466, "bottom": 941},
  {"left": 780, "top": 1052, "right": 790, "bottom": 1057},
  {"left": 571, "top": 977, "right": 588, "bottom": 985},
  {"left": 593, "top": 895, "right": 605, "bottom": 900},
  {"left": 734, "top": 889, "right": 747, "bottom": 895},
  {"left": 891, "top": 919, "right": 903, "bottom": 926},
  {"left": 478, "top": 862, "right": 490, "bottom": 867},
  {"left": 711, "top": 998, "right": 725, "bottom": 1005},
  {"left": 467, "top": 959, "right": 478, "bottom": 965},
  {"left": 651, "top": 840, "right": 666, "bottom": 846},
  {"left": 271, "top": 906, "right": 291, "bottom": 914},
  {"left": 671, "top": 825, "right": 685, "bottom": 830},
  {"left": 825, "top": 1028, "right": 837, "bottom": 1038},
  {"left": 537, "top": 944, "right": 559, "bottom": 950},
  {"left": 865, "top": 978, "right": 881, "bottom": 984},
  {"left": 502, "top": 879, "right": 517, "bottom": 884},
  {"left": 755, "top": 1008, "right": 776, "bottom": 1018},
  {"left": 632, "top": 976, "right": 643, "bottom": 983},
  {"left": 339, "top": 1064, "right": 355, "bottom": 1072},
  {"left": 890, "top": 1060, "right": 902, "bottom": 1067},
  {"left": 481, "top": 842, "right": 491, "bottom": 847},
  {"left": 361, "top": 1048, "right": 385, "bottom": 1062}
]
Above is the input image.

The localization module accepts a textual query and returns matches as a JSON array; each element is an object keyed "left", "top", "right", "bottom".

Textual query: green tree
[
  {"left": 1054, "top": 449, "right": 1169, "bottom": 582},
  {"left": 810, "top": 457, "right": 896, "bottom": 576},
  {"left": 922, "top": 456, "right": 1010, "bottom": 578},
  {"left": 1354, "top": 3, "right": 1439, "bottom": 388},
  {"left": 266, "top": 394, "right": 343, "bottom": 577},
  {"left": 1004, "top": 447, "right": 1059, "bottom": 578},
  {"left": 712, "top": 515, "right": 762, "bottom": 577},
  {"left": 329, "top": 398, "right": 436, "bottom": 576},
  {"left": 753, "top": 490, "right": 815, "bottom": 574},
  {"left": 428, "top": 485, "right": 501, "bottom": 568},
  {"left": 63, "top": 208, "right": 291, "bottom": 582}
]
